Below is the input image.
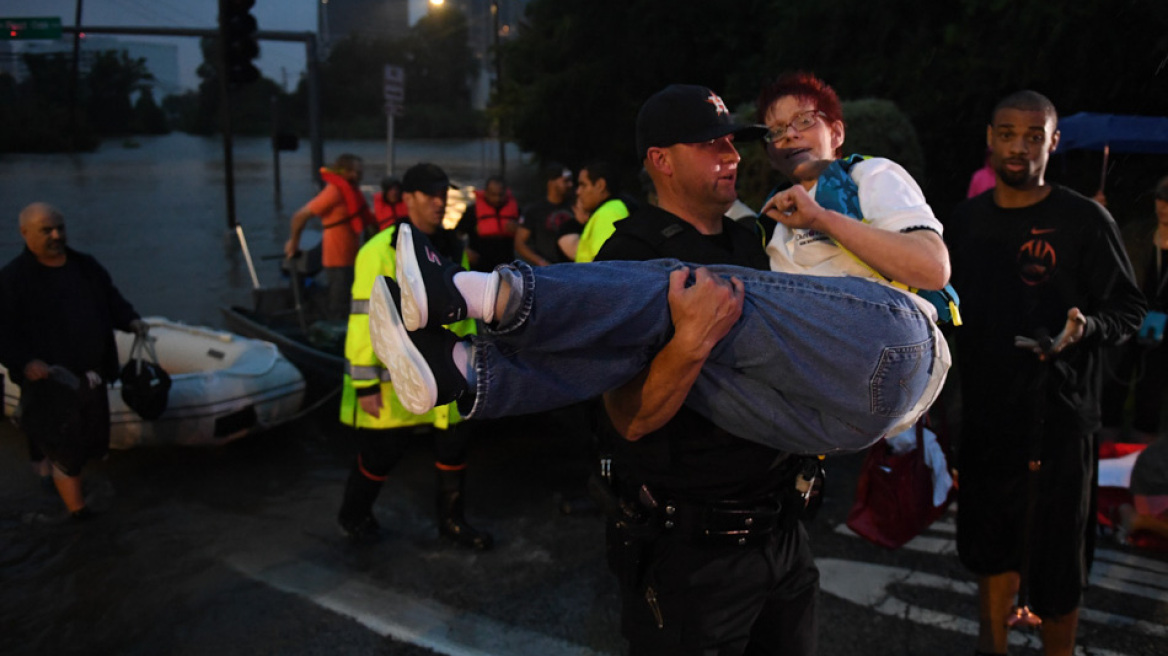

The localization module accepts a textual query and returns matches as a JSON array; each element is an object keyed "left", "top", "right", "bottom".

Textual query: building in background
[
  {"left": 318, "top": 0, "right": 529, "bottom": 110},
  {"left": 0, "top": 35, "right": 180, "bottom": 97},
  {"left": 318, "top": 0, "right": 411, "bottom": 55},
  {"left": 452, "top": 0, "right": 528, "bottom": 110}
]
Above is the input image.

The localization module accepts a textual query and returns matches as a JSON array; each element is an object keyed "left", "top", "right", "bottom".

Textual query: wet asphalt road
[{"left": 3, "top": 407, "right": 1166, "bottom": 656}]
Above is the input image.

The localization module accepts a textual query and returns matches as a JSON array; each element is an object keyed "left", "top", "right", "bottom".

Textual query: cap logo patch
[{"left": 706, "top": 92, "right": 729, "bottom": 116}]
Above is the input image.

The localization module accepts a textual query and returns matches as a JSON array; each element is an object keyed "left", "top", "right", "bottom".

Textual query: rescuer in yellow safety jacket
[{"left": 336, "top": 163, "right": 492, "bottom": 550}]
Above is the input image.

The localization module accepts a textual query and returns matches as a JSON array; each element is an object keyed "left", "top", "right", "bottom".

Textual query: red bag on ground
[
  {"left": 1097, "top": 441, "right": 1168, "bottom": 551},
  {"left": 846, "top": 421, "right": 953, "bottom": 549}
]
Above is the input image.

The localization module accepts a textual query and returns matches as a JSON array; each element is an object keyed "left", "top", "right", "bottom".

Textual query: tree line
[
  {"left": 0, "top": 6, "right": 483, "bottom": 152},
  {"left": 0, "top": 49, "right": 166, "bottom": 152},
  {"left": 498, "top": 0, "right": 1168, "bottom": 222}
]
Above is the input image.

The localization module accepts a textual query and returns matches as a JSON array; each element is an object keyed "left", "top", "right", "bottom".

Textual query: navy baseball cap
[
  {"left": 402, "top": 163, "right": 458, "bottom": 196},
  {"left": 635, "top": 84, "right": 766, "bottom": 159}
]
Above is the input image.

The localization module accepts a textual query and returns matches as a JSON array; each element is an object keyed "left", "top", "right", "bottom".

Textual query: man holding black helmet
[{"left": 0, "top": 202, "right": 146, "bottom": 522}]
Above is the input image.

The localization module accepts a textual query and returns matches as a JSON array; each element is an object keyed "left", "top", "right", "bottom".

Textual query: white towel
[{"left": 885, "top": 425, "right": 954, "bottom": 507}]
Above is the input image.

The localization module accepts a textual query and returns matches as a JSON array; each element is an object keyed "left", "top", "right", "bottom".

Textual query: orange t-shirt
[{"left": 307, "top": 184, "right": 361, "bottom": 267}]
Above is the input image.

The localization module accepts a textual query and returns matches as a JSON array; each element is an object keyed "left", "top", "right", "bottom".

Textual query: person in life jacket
[
  {"left": 337, "top": 162, "right": 492, "bottom": 550},
  {"left": 285, "top": 153, "right": 376, "bottom": 321},
  {"left": 456, "top": 175, "right": 520, "bottom": 272},
  {"left": 373, "top": 175, "right": 408, "bottom": 232},
  {"left": 556, "top": 161, "right": 629, "bottom": 263}
]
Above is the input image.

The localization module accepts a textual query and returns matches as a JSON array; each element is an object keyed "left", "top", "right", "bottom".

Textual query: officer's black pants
[{"left": 619, "top": 520, "right": 818, "bottom": 656}]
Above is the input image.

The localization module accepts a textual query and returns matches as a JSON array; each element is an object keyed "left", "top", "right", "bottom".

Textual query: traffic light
[{"left": 220, "top": 0, "right": 260, "bottom": 86}]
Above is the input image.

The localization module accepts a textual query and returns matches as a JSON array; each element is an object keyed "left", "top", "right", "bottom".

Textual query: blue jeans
[{"left": 465, "top": 260, "right": 948, "bottom": 455}]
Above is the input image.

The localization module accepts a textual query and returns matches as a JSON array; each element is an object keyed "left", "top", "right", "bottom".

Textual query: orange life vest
[
  {"left": 374, "top": 195, "right": 408, "bottom": 231},
  {"left": 472, "top": 189, "right": 520, "bottom": 238},
  {"left": 319, "top": 168, "right": 375, "bottom": 234}
]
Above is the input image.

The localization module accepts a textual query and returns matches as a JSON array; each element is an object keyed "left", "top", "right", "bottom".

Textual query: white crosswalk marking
[
  {"left": 826, "top": 521, "right": 1168, "bottom": 652},
  {"left": 818, "top": 558, "right": 1135, "bottom": 656},
  {"left": 226, "top": 551, "right": 611, "bottom": 656}
]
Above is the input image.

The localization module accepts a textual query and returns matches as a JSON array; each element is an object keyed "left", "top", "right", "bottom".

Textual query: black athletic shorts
[
  {"left": 956, "top": 430, "right": 1094, "bottom": 617},
  {"left": 22, "top": 379, "right": 110, "bottom": 477}
]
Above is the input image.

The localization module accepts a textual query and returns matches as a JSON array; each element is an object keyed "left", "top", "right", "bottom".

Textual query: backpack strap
[{"left": 812, "top": 155, "right": 962, "bottom": 326}]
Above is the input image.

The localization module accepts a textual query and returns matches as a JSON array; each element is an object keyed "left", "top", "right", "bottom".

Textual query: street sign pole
[
  {"left": 387, "top": 112, "right": 395, "bottom": 177},
  {"left": 384, "top": 65, "right": 405, "bottom": 177}
]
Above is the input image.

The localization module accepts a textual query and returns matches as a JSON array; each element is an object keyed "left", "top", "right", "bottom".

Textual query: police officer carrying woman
[
  {"left": 592, "top": 84, "right": 822, "bottom": 656},
  {"left": 594, "top": 72, "right": 951, "bottom": 654}
]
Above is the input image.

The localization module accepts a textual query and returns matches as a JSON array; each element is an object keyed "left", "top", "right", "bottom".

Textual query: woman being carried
[{"left": 369, "top": 72, "right": 951, "bottom": 456}]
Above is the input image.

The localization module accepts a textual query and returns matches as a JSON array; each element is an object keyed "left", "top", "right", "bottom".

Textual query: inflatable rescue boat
[{"left": 1, "top": 318, "right": 306, "bottom": 448}]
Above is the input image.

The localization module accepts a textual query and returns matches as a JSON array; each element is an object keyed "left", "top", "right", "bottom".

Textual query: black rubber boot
[
  {"left": 337, "top": 463, "right": 383, "bottom": 542},
  {"left": 436, "top": 468, "right": 494, "bottom": 551}
]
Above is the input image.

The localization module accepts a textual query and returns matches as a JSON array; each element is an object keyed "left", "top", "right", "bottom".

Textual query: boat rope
[
  {"left": 247, "top": 385, "right": 343, "bottom": 437},
  {"left": 288, "top": 385, "right": 343, "bottom": 422}
]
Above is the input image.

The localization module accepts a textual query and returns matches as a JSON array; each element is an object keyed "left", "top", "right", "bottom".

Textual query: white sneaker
[
  {"left": 369, "top": 276, "right": 438, "bottom": 415},
  {"left": 395, "top": 223, "right": 467, "bottom": 331}
]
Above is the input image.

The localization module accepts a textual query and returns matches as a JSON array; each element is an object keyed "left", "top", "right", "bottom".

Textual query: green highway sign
[{"left": 2, "top": 17, "right": 63, "bottom": 40}]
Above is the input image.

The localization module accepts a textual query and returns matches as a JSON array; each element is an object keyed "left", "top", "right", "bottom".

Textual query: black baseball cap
[
  {"left": 635, "top": 84, "right": 766, "bottom": 159},
  {"left": 542, "top": 161, "right": 572, "bottom": 182},
  {"left": 402, "top": 163, "right": 458, "bottom": 196}
]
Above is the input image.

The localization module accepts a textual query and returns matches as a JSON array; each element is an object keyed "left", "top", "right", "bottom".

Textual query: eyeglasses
[{"left": 764, "top": 110, "right": 827, "bottom": 143}]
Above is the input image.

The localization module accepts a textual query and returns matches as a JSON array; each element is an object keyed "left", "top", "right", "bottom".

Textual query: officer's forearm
[{"left": 603, "top": 336, "right": 707, "bottom": 442}]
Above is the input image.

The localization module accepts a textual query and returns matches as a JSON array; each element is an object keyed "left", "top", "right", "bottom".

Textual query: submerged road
[{"left": 1, "top": 408, "right": 1165, "bottom": 656}]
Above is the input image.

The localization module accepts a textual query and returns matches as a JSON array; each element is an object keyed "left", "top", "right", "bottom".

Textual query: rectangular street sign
[
  {"left": 384, "top": 65, "right": 405, "bottom": 104},
  {"left": 1, "top": 17, "right": 63, "bottom": 40}
]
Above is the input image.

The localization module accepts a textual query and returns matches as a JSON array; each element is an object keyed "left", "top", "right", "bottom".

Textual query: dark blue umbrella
[
  {"left": 1056, "top": 112, "right": 1168, "bottom": 190},
  {"left": 1057, "top": 112, "right": 1168, "bottom": 154}
]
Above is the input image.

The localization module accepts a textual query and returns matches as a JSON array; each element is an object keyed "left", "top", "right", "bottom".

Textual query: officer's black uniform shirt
[{"left": 594, "top": 205, "right": 790, "bottom": 502}]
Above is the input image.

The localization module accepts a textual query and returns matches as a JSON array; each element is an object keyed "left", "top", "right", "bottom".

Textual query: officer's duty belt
[{"left": 656, "top": 497, "right": 783, "bottom": 547}]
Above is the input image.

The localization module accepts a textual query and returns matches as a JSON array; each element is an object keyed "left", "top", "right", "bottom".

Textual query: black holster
[
  {"left": 589, "top": 472, "right": 658, "bottom": 589},
  {"left": 781, "top": 456, "right": 826, "bottom": 530}
]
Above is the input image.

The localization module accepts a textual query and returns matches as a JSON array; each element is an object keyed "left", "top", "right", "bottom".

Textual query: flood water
[{"left": 0, "top": 133, "right": 529, "bottom": 328}]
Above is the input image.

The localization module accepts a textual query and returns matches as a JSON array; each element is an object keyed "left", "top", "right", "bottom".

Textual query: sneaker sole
[
  {"left": 395, "top": 224, "right": 428, "bottom": 331},
  {"left": 369, "top": 276, "right": 439, "bottom": 415}
]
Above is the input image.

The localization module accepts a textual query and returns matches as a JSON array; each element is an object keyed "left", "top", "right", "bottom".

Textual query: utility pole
[
  {"left": 491, "top": 0, "right": 504, "bottom": 177},
  {"left": 67, "top": 0, "right": 83, "bottom": 152},
  {"left": 218, "top": 0, "right": 261, "bottom": 229}
]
